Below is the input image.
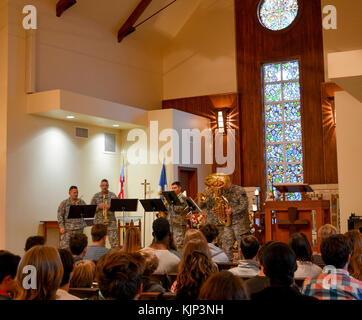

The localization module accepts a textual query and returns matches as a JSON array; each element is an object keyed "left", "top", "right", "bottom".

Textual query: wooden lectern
[{"left": 265, "top": 184, "right": 330, "bottom": 252}]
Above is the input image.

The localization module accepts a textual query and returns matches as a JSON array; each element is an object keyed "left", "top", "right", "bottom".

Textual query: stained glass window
[
  {"left": 259, "top": 0, "right": 299, "bottom": 31},
  {"left": 263, "top": 60, "right": 303, "bottom": 201}
]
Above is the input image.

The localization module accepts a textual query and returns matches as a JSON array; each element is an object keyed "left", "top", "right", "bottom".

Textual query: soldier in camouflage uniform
[
  {"left": 58, "top": 186, "right": 87, "bottom": 249},
  {"left": 199, "top": 178, "right": 249, "bottom": 261},
  {"left": 91, "top": 179, "right": 119, "bottom": 249},
  {"left": 166, "top": 181, "right": 188, "bottom": 254}
]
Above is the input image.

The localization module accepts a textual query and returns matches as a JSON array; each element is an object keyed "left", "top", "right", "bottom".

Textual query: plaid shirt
[{"left": 302, "top": 266, "right": 362, "bottom": 300}]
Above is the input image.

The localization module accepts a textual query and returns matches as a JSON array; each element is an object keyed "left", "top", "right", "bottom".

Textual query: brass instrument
[
  {"left": 103, "top": 195, "right": 109, "bottom": 223},
  {"left": 203, "top": 173, "right": 231, "bottom": 226}
]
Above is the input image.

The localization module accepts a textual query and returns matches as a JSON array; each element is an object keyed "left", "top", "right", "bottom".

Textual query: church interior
[{"left": 0, "top": 0, "right": 361, "bottom": 302}]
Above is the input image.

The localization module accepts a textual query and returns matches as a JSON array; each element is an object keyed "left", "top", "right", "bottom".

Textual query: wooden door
[{"left": 178, "top": 167, "right": 198, "bottom": 199}]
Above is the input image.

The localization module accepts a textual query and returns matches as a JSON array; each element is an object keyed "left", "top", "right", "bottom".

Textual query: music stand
[
  {"left": 68, "top": 205, "right": 97, "bottom": 228},
  {"left": 140, "top": 199, "right": 167, "bottom": 221},
  {"left": 161, "top": 191, "right": 182, "bottom": 233},
  {"left": 185, "top": 197, "right": 202, "bottom": 229},
  {"left": 110, "top": 199, "right": 138, "bottom": 242}
]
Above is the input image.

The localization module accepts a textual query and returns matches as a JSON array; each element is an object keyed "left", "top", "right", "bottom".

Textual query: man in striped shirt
[{"left": 302, "top": 234, "right": 362, "bottom": 300}]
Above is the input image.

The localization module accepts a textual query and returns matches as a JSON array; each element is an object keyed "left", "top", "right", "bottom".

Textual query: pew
[{"left": 69, "top": 287, "right": 99, "bottom": 300}]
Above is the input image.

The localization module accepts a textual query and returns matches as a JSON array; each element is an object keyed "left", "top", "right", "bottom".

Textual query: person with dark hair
[
  {"left": 229, "top": 235, "right": 260, "bottom": 277},
  {"left": 289, "top": 233, "right": 322, "bottom": 279},
  {"left": 0, "top": 250, "right": 21, "bottom": 300},
  {"left": 57, "top": 185, "right": 87, "bottom": 249},
  {"left": 69, "top": 233, "right": 88, "bottom": 262},
  {"left": 251, "top": 242, "right": 316, "bottom": 300},
  {"left": 166, "top": 181, "right": 188, "bottom": 254},
  {"left": 302, "top": 234, "right": 362, "bottom": 300},
  {"left": 24, "top": 236, "right": 45, "bottom": 252},
  {"left": 199, "top": 270, "right": 248, "bottom": 300},
  {"left": 200, "top": 224, "right": 229, "bottom": 263},
  {"left": 96, "top": 251, "right": 143, "bottom": 300},
  {"left": 56, "top": 249, "right": 80, "bottom": 300},
  {"left": 83, "top": 224, "right": 109, "bottom": 262},
  {"left": 91, "top": 179, "right": 119, "bottom": 249},
  {"left": 144, "top": 218, "right": 180, "bottom": 274},
  {"left": 244, "top": 241, "right": 274, "bottom": 297},
  {"left": 312, "top": 224, "right": 338, "bottom": 267},
  {"left": 174, "top": 239, "right": 217, "bottom": 300}
]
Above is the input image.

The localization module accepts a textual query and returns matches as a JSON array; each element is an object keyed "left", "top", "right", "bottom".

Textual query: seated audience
[
  {"left": 138, "top": 249, "right": 165, "bottom": 293},
  {"left": 69, "top": 233, "right": 88, "bottom": 262},
  {"left": 174, "top": 239, "right": 217, "bottom": 300},
  {"left": 200, "top": 224, "right": 229, "bottom": 263},
  {"left": 145, "top": 218, "right": 180, "bottom": 274},
  {"left": 15, "top": 246, "right": 64, "bottom": 300},
  {"left": 122, "top": 227, "right": 141, "bottom": 253},
  {"left": 312, "top": 224, "right": 337, "bottom": 267},
  {"left": 302, "top": 234, "right": 362, "bottom": 300},
  {"left": 56, "top": 249, "right": 80, "bottom": 300},
  {"left": 168, "top": 231, "right": 181, "bottom": 258},
  {"left": 289, "top": 233, "right": 322, "bottom": 279},
  {"left": 344, "top": 230, "right": 362, "bottom": 281},
  {"left": 251, "top": 242, "right": 316, "bottom": 301},
  {"left": 96, "top": 251, "right": 143, "bottom": 300},
  {"left": 83, "top": 224, "right": 109, "bottom": 262},
  {"left": 70, "top": 260, "right": 96, "bottom": 288},
  {"left": 244, "top": 241, "right": 274, "bottom": 297},
  {"left": 0, "top": 250, "right": 21, "bottom": 300},
  {"left": 24, "top": 236, "right": 45, "bottom": 252},
  {"left": 229, "top": 235, "right": 260, "bottom": 278},
  {"left": 199, "top": 270, "right": 248, "bottom": 300}
]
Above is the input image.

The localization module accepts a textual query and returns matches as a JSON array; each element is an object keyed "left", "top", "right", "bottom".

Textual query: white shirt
[
  {"left": 144, "top": 247, "right": 180, "bottom": 274},
  {"left": 294, "top": 261, "right": 322, "bottom": 280}
]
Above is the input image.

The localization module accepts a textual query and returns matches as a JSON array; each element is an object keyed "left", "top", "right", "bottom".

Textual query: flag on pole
[
  {"left": 158, "top": 161, "right": 167, "bottom": 197},
  {"left": 118, "top": 160, "right": 125, "bottom": 199}
]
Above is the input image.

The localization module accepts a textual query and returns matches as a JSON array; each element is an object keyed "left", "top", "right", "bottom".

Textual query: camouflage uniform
[
  {"left": 57, "top": 198, "right": 87, "bottom": 249},
  {"left": 221, "top": 185, "right": 249, "bottom": 260},
  {"left": 91, "top": 191, "right": 119, "bottom": 249},
  {"left": 166, "top": 193, "right": 188, "bottom": 254}
]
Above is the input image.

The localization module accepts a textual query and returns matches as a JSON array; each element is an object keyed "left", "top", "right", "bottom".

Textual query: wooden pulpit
[{"left": 265, "top": 184, "right": 331, "bottom": 251}]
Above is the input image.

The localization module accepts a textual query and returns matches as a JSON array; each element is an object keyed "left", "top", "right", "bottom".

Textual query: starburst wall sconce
[{"left": 215, "top": 108, "right": 230, "bottom": 135}]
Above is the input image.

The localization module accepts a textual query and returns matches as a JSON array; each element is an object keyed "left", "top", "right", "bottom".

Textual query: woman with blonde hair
[
  {"left": 174, "top": 239, "right": 217, "bottom": 300},
  {"left": 183, "top": 229, "right": 207, "bottom": 245},
  {"left": 70, "top": 260, "right": 96, "bottom": 288},
  {"left": 122, "top": 227, "right": 141, "bottom": 253},
  {"left": 15, "top": 245, "right": 63, "bottom": 300}
]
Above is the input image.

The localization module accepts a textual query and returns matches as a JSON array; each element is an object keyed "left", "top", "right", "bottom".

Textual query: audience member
[
  {"left": 122, "top": 227, "right": 141, "bottom": 253},
  {"left": 313, "top": 224, "right": 337, "bottom": 267},
  {"left": 200, "top": 224, "right": 229, "bottom": 263},
  {"left": 24, "top": 236, "right": 45, "bottom": 252},
  {"left": 344, "top": 230, "right": 362, "bottom": 281},
  {"left": 289, "top": 233, "right": 322, "bottom": 279},
  {"left": 184, "top": 229, "right": 207, "bottom": 244},
  {"left": 70, "top": 260, "right": 96, "bottom": 288},
  {"left": 138, "top": 249, "right": 165, "bottom": 293},
  {"left": 83, "top": 224, "right": 109, "bottom": 262},
  {"left": 199, "top": 270, "right": 248, "bottom": 300},
  {"left": 69, "top": 233, "right": 88, "bottom": 262},
  {"left": 302, "top": 234, "right": 362, "bottom": 300},
  {"left": 0, "top": 250, "right": 21, "bottom": 300},
  {"left": 56, "top": 249, "right": 80, "bottom": 300},
  {"left": 174, "top": 239, "right": 217, "bottom": 300},
  {"left": 15, "top": 246, "right": 64, "bottom": 300},
  {"left": 251, "top": 242, "right": 316, "bottom": 301},
  {"left": 96, "top": 251, "right": 143, "bottom": 300},
  {"left": 244, "top": 241, "right": 274, "bottom": 297},
  {"left": 229, "top": 235, "right": 260, "bottom": 277},
  {"left": 145, "top": 218, "right": 180, "bottom": 274}
]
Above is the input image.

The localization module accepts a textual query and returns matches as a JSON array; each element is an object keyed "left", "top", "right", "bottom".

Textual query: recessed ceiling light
[
  {"left": 66, "top": 115, "right": 75, "bottom": 119},
  {"left": 112, "top": 124, "right": 120, "bottom": 127}
]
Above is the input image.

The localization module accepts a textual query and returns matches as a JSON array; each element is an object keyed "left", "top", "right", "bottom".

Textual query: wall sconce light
[{"left": 215, "top": 108, "right": 230, "bottom": 134}]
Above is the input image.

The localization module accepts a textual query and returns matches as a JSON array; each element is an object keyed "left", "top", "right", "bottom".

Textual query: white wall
[
  {"left": 335, "top": 91, "right": 362, "bottom": 232},
  {"left": 163, "top": 0, "right": 237, "bottom": 99}
]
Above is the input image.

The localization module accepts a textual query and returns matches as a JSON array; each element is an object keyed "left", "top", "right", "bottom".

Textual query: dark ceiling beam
[
  {"left": 117, "top": 0, "right": 152, "bottom": 43},
  {"left": 56, "top": 0, "right": 77, "bottom": 17}
]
